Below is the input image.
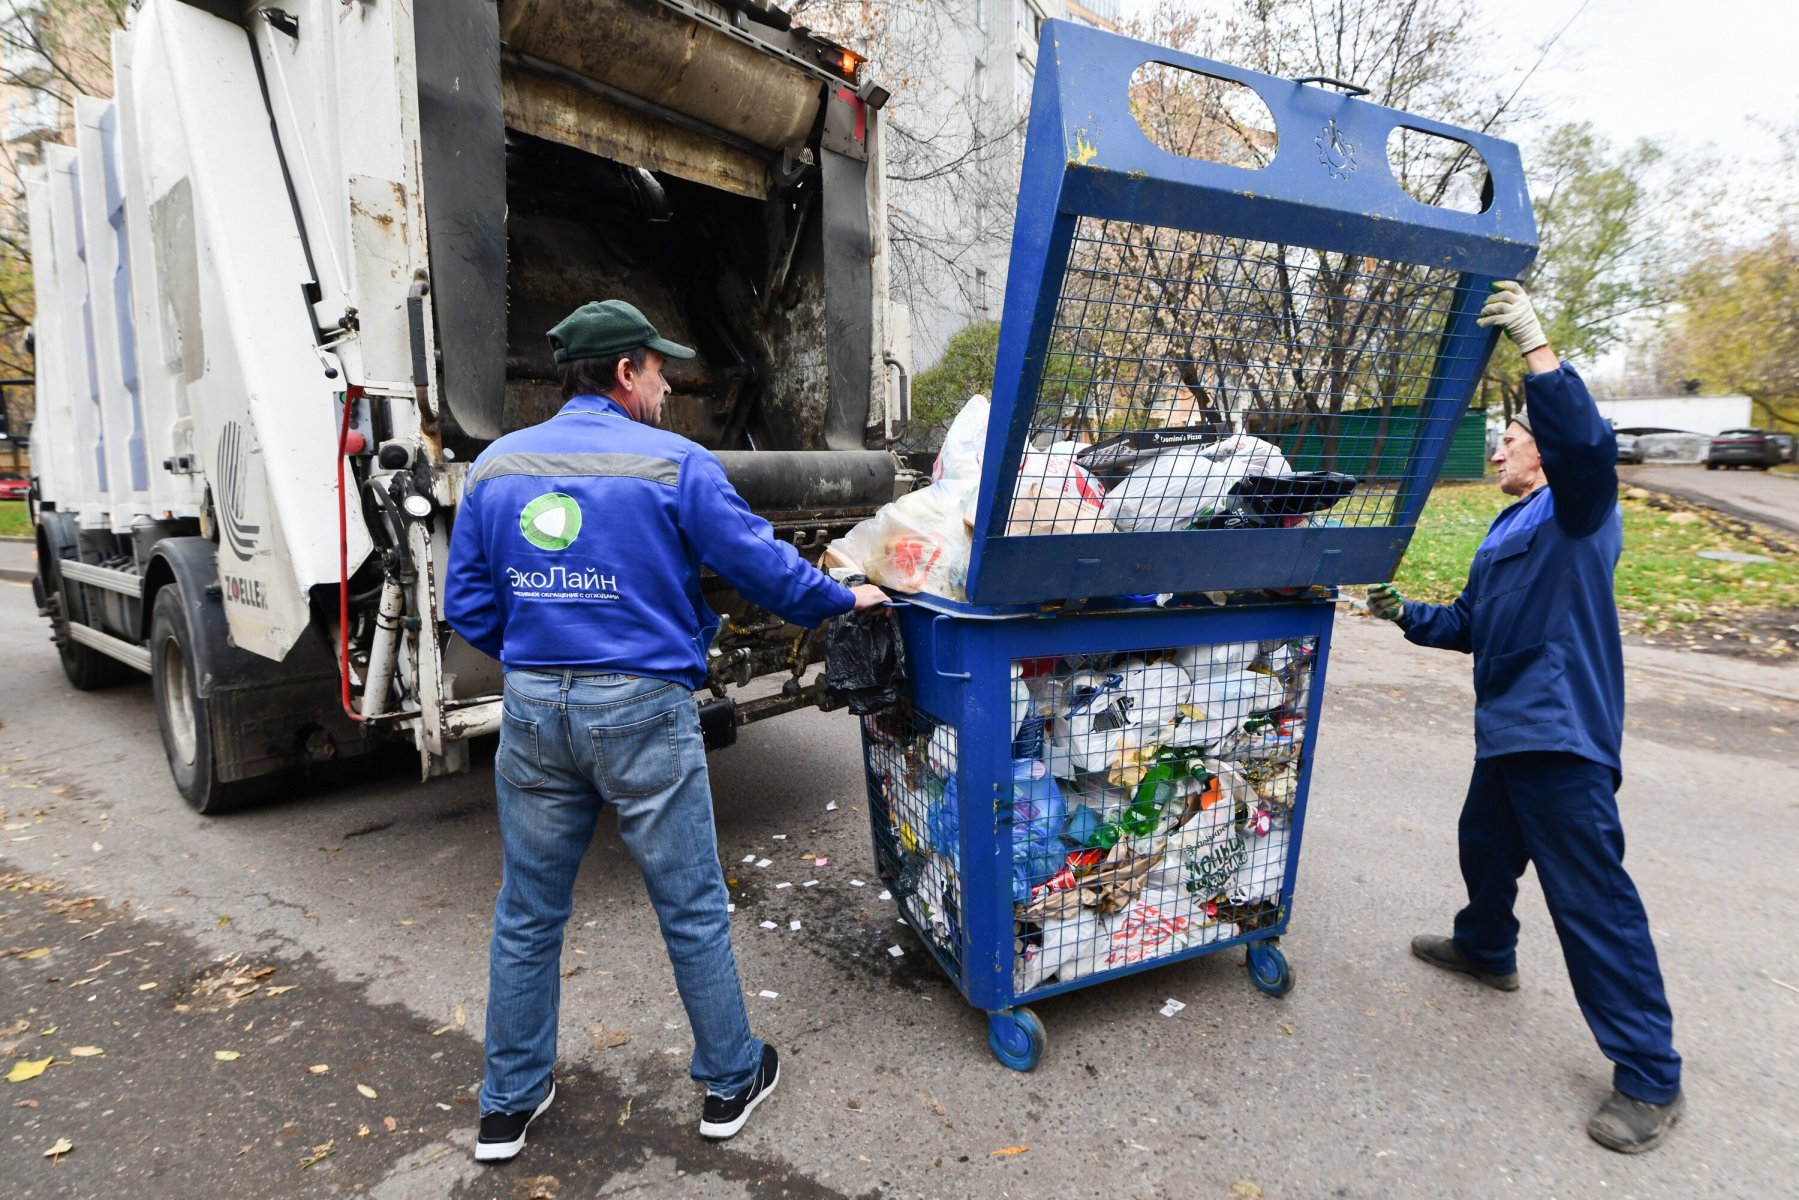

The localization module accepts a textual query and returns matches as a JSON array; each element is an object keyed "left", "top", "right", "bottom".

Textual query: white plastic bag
[
  {"left": 1100, "top": 447, "right": 1244, "bottom": 532},
  {"left": 932, "top": 394, "right": 990, "bottom": 483},
  {"left": 1099, "top": 435, "right": 1295, "bottom": 532},
  {"left": 1007, "top": 452, "right": 1110, "bottom": 535},
  {"left": 833, "top": 483, "right": 972, "bottom": 599},
  {"left": 1230, "top": 824, "right": 1289, "bottom": 903},
  {"left": 1015, "top": 906, "right": 1109, "bottom": 991}
]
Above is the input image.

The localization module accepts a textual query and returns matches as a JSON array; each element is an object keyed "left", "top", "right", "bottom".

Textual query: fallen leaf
[
  {"left": 299, "top": 1140, "right": 335, "bottom": 1169},
  {"left": 308, "top": 1064, "right": 330, "bottom": 1075},
  {"left": 14, "top": 1097, "right": 38, "bottom": 1108},
  {"left": 383, "top": 1115, "right": 397, "bottom": 1133},
  {"left": 36, "top": 1026, "right": 57, "bottom": 1037},
  {"left": 430, "top": 1025, "right": 453, "bottom": 1036},
  {"left": 990, "top": 1146, "right": 1029, "bottom": 1156},
  {"left": 588, "top": 1024, "right": 630, "bottom": 1051},
  {"left": 216, "top": 917, "right": 230, "bottom": 927},
  {"left": 137, "top": 982, "right": 157, "bottom": 991},
  {"left": 1230, "top": 1183, "right": 1265, "bottom": 1200},
  {"left": 616, "top": 1097, "right": 632, "bottom": 1126},
  {"left": 520, "top": 1175, "right": 562, "bottom": 1199},
  {"left": 1280, "top": 1023, "right": 1295, "bottom": 1036},
  {"left": 69, "top": 1046, "right": 103, "bottom": 1057},
  {"left": 42, "top": 1137, "right": 73, "bottom": 1158},
  {"left": 214, "top": 1050, "right": 241, "bottom": 1062},
  {"left": 454, "top": 1004, "right": 467, "bottom": 1028},
  {"left": 20, "top": 948, "right": 50, "bottom": 960},
  {"left": 924, "top": 1096, "right": 947, "bottom": 1117},
  {"left": 7, "top": 1056, "right": 52, "bottom": 1083},
  {"left": 357, "top": 1083, "right": 378, "bottom": 1099},
  {"left": 356, "top": 1124, "right": 371, "bottom": 1138},
  {"left": 249, "top": 967, "right": 276, "bottom": 980},
  {"left": 264, "top": 985, "right": 296, "bottom": 996}
]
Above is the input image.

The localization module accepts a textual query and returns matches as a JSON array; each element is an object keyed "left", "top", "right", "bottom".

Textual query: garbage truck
[{"left": 23, "top": 0, "right": 908, "bottom": 812}]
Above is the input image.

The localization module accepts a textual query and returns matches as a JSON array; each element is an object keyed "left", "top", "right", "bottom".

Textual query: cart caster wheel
[
  {"left": 1247, "top": 943, "right": 1294, "bottom": 997},
  {"left": 986, "top": 1007, "right": 1045, "bottom": 1071}
]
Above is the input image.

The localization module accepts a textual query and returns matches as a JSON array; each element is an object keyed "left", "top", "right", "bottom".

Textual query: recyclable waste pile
[
  {"left": 861, "top": 635, "right": 1316, "bottom": 992},
  {"left": 830, "top": 396, "right": 1359, "bottom": 599}
]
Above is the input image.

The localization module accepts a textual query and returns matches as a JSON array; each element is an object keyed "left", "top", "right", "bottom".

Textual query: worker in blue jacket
[
  {"left": 445, "top": 299, "right": 887, "bottom": 1162},
  {"left": 1368, "top": 281, "right": 1682, "bottom": 1154}
]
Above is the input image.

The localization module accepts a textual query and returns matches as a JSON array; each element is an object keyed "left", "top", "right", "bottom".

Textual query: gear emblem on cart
[
  {"left": 1315, "top": 119, "right": 1357, "bottom": 179},
  {"left": 519, "top": 493, "right": 583, "bottom": 551}
]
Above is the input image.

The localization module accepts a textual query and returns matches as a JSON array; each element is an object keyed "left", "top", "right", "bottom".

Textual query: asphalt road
[
  {"left": 1625, "top": 464, "right": 1799, "bottom": 539},
  {"left": 2, "top": 579, "right": 1796, "bottom": 1199}
]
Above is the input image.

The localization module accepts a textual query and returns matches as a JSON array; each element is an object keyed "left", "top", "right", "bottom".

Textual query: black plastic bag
[{"left": 823, "top": 583, "right": 909, "bottom": 715}]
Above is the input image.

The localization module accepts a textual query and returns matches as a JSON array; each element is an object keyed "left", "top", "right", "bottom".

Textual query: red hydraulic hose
[{"left": 336, "top": 388, "right": 366, "bottom": 723}]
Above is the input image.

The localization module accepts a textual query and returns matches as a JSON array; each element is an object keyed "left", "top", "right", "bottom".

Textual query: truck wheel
[
  {"left": 46, "top": 568, "right": 136, "bottom": 691},
  {"left": 150, "top": 586, "right": 267, "bottom": 814}
]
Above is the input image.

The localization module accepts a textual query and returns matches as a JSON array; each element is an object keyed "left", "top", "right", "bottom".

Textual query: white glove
[{"left": 1476, "top": 280, "right": 1548, "bottom": 354}]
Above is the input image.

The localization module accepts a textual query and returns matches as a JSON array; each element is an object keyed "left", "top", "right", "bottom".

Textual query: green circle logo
[{"left": 519, "top": 492, "right": 582, "bottom": 551}]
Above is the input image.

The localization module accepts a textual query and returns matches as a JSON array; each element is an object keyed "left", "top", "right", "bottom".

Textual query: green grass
[
  {"left": 0, "top": 501, "right": 30, "bottom": 539},
  {"left": 1392, "top": 481, "right": 1799, "bottom": 627}
]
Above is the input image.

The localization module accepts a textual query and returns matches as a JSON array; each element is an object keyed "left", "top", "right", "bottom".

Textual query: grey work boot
[
  {"left": 1410, "top": 935, "right": 1520, "bottom": 992},
  {"left": 1587, "top": 1089, "right": 1684, "bottom": 1154}
]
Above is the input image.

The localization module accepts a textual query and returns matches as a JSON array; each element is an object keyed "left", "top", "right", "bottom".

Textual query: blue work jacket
[
  {"left": 444, "top": 395, "right": 854, "bottom": 689},
  {"left": 1398, "top": 365, "right": 1625, "bottom": 771}
]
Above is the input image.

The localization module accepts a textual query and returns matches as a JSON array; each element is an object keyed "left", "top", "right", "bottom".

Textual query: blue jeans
[
  {"left": 1452, "top": 753, "right": 1681, "bottom": 1104},
  {"left": 480, "top": 669, "right": 762, "bottom": 1115}
]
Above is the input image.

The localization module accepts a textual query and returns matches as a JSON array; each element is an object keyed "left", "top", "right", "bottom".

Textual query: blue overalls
[{"left": 1400, "top": 364, "right": 1680, "bottom": 1104}]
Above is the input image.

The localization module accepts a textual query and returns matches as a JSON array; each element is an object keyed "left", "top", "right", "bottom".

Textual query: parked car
[
  {"left": 1706, "top": 429, "right": 1784, "bottom": 470},
  {"left": 1769, "top": 432, "right": 1796, "bottom": 463},
  {"left": 1614, "top": 432, "right": 1642, "bottom": 464},
  {"left": 0, "top": 472, "right": 29, "bottom": 500}
]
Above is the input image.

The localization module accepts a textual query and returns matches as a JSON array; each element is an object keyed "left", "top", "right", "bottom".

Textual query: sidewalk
[{"left": 0, "top": 536, "right": 33, "bottom": 583}]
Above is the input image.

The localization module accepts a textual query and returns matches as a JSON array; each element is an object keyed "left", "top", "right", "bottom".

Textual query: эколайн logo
[{"left": 520, "top": 492, "right": 582, "bottom": 551}]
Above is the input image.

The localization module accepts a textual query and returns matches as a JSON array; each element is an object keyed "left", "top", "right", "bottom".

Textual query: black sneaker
[
  {"left": 1588, "top": 1088, "right": 1684, "bottom": 1154},
  {"left": 476, "top": 1076, "right": 555, "bottom": 1163},
  {"left": 1410, "top": 934, "right": 1520, "bottom": 992},
  {"left": 700, "top": 1045, "right": 779, "bottom": 1141}
]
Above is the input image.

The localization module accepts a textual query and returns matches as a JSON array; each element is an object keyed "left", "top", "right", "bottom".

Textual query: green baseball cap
[{"left": 546, "top": 299, "right": 696, "bottom": 364}]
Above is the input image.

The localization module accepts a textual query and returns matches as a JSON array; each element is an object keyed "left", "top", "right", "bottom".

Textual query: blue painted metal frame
[
  {"left": 962, "top": 19, "right": 1538, "bottom": 607},
  {"left": 883, "top": 598, "right": 1336, "bottom": 1015}
]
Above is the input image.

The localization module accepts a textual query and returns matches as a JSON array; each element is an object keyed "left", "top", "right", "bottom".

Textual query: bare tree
[{"left": 791, "top": 0, "right": 1029, "bottom": 344}]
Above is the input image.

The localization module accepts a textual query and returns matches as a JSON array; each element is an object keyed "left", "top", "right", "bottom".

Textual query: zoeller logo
[
  {"left": 215, "top": 421, "right": 261, "bottom": 562},
  {"left": 520, "top": 492, "right": 582, "bottom": 551}
]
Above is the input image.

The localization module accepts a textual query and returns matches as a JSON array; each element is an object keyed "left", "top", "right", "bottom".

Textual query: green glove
[
  {"left": 1367, "top": 583, "right": 1405, "bottom": 621},
  {"left": 1476, "top": 280, "right": 1548, "bottom": 354}
]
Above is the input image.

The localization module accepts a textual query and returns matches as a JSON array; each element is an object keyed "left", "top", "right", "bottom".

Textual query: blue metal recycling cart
[{"left": 857, "top": 17, "right": 1537, "bottom": 1069}]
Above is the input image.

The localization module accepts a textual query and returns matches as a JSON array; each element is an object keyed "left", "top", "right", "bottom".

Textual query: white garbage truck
[{"left": 23, "top": 0, "right": 908, "bottom": 811}]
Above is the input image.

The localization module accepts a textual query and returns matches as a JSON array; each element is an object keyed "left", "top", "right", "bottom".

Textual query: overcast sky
[{"left": 1117, "top": 0, "right": 1798, "bottom": 176}]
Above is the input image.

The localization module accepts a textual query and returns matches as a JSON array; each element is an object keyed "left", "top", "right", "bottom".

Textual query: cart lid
[{"left": 959, "top": 19, "right": 1538, "bottom": 607}]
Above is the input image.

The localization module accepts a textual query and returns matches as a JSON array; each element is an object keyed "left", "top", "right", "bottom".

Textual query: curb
[{"left": 0, "top": 567, "right": 33, "bottom": 583}]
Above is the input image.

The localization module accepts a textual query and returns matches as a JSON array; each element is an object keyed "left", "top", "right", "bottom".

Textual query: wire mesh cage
[
  {"left": 1004, "top": 633, "right": 1315, "bottom": 996},
  {"left": 859, "top": 598, "right": 1332, "bottom": 1066},
  {"left": 959, "top": 19, "right": 1538, "bottom": 607}
]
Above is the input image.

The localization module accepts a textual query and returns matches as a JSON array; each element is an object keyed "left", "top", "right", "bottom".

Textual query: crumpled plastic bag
[
  {"left": 1006, "top": 452, "right": 1110, "bottom": 535},
  {"left": 1100, "top": 435, "right": 1294, "bottom": 532},
  {"left": 1103, "top": 883, "right": 1237, "bottom": 969},
  {"left": 933, "top": 394, "right": 990, "bottom": 483},
  {"left": 1010, "top": 758, "right": 1069, "bottom": 903},
  {"left": 1230, "top": 823, "right": 1290, "bottom": 904},
  {"left": 1046, "top": 670, "right": 1132, "bottom": 778},
  {"left": 1015, "top": 905, "right": 1110, "bottom": 992},
  {"left": 831, "top": 483, "right": 972, "bottom": 598},
  {"left": 822, "top": 597, "right": 909, "bottom": 715}
]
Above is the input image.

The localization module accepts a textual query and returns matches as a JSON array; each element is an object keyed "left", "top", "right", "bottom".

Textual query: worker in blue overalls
[
  {"left": 1368, "top": 281, "right": 1683, "bottom": 1153},
  {"left": 445, "top": 299, "right": 888, "bottom": 1162}
]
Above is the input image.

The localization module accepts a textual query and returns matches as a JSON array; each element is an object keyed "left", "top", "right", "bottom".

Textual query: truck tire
[
  {"left": 150, "top": 584, "right": 270, "bottom": 814},
  {"left": 39, "top": 551, "right": 136, "bottom": 692}
]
